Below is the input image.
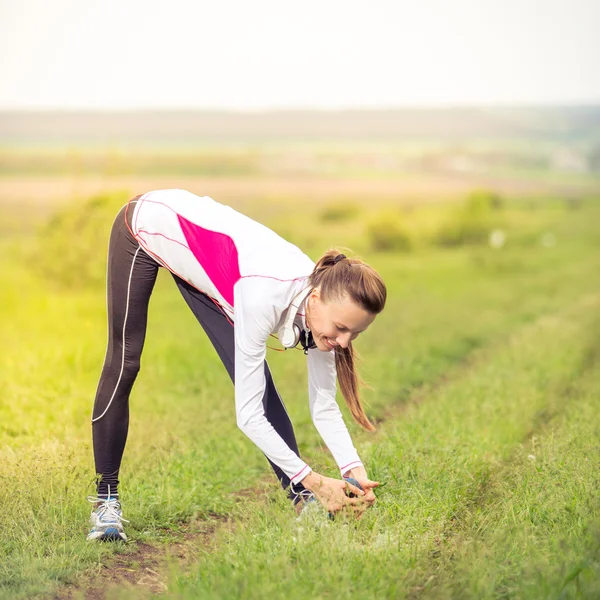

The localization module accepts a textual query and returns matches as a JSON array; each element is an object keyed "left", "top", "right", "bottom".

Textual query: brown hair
[{"left": 308, "top": 249, "right": 387, "bottom": 431}]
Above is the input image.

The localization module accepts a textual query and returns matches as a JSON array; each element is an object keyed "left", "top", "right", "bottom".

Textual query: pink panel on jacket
[{"left": 177, "top": 214, "right": 241, "bottom": 306}]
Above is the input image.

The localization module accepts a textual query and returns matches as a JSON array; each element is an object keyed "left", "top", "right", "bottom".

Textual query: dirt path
[
  {"left": 53, "top": 482, "right": 277, "bottom": 600},
  {"left": 54, "top": 517, "right": 228, "bottom": 599}
]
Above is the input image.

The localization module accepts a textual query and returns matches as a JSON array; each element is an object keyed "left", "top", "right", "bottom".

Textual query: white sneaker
[
  {"left": 86, "top": 494, "right": 129, "bottom": 542},
  {"left": 290, "top": 483, "right": 332, "bottom": 522}
]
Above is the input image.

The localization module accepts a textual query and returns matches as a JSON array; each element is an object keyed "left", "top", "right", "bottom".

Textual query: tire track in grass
[
  {"left": 425, "top": 363, "right": 600, "bottom": 599},
  {"left": 373, "top": 292, "right": 600, "bottom": 430},
  {"left": 403, "top": 294, "right": 600, "bottom": 598}
]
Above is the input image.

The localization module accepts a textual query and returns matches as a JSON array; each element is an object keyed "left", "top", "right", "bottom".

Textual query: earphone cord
[{"left": 268, "top": 333, "right": 304, "bottom": 352}]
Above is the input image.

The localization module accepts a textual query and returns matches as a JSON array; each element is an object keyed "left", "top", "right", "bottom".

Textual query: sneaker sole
[{"left": 87, "top": 527, "right": 127, "bottom": 542}]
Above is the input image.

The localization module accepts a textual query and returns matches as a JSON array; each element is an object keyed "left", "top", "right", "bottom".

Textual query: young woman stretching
[{"left": 88, "top": 189, "right": 387, "bottom": 541}]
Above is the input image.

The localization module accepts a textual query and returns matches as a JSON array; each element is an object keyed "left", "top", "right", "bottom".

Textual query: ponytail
[
  {"left": 308, "top": 249, "right": 386, "bottom": 431},
  {"left": 335, "top": 344, "right": 375, "bottom": 431}
]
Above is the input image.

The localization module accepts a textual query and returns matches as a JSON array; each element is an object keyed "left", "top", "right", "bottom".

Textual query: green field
[{"left": 1, "top": 167, "right": 599, "bottom": 599}]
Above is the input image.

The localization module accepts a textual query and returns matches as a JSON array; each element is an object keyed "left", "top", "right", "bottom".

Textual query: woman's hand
[
  {"left": 344, "top": 466, "right": 380, "bottom": 505},
  {"left": 301, "top": 471, "right": 366, "bottom": 515}
]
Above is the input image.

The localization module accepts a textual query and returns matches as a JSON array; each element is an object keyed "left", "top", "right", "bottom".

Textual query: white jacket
[{"left": 130, "top": 189, "right": 363, "bottom": 484}]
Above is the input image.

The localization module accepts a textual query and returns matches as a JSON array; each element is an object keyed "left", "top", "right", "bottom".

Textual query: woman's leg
[
  {"left": 172, "top": 275, "right": 304, "bottom": 495},
  {"left": 91, "top": 202, "right": 159, "bottom": 498}
]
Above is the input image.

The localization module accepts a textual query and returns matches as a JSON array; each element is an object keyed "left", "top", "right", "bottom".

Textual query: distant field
[
  {"left": 1, "top": 131, "right": 598, "bottom": 217},
  {"left": 4, "top": 170, "right": 598, "bottom": 212},
  {"left": 2, "top": 106, "right": 599, "bottom": 144}
]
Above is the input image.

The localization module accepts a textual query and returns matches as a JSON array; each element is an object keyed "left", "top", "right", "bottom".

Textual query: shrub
[
  {"left": 366, "top": 212, "right": 413, "bottom": 252},
  {"left": 564, "top": 196, "right": 583, "bottom": 211},
  {"left": 31, "top": 191, "right": 130, "bottom": 289},
  {"left": 465, "top": 189, "right": 504, "bottom": 212},
  {"left": 434, "top": 189, "right": 504, "bottom": 247},
  {"left": 320, "top": 201, "right": 361, "bottom": 222},
  {"left": 435, "top": 212, "right": 489, "bottom": 247}
]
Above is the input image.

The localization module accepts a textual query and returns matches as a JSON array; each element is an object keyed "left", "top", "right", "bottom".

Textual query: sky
[{"left": 1, "top": 0, "right": 599, "bottom": 110}]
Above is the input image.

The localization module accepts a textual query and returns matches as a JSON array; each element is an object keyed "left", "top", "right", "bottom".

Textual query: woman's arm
[
  {"left": 306, "top": 348, "right": 364, "bottom": 475},
  {"left": 234, "top": 278, "right": 312, "bottom": 485},
  {"left": 305, "top": 349, "right": 380, "bottom": 506}
]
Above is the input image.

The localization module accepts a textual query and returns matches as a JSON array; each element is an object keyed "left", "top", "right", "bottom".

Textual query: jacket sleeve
[
  {"left": 306, "top": 348, "right": 363, "bottom": 476},
  {"left": 233, "top": 277, "right": 312, "bottom": 485}
]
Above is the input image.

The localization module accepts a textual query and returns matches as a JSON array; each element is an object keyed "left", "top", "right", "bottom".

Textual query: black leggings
[{"left": 91, "top": 201, "right": 303, "bottom": 499}]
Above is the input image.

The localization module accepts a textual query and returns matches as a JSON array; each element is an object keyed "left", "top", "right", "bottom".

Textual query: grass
[
  {"left": 428, "top": 360, "right": 600, "bottom": 598},
  {"left": 0, "top": 194, "right": 599, "bottom": 598},
  {"left": 165, "top": 290, "right": 600, "bottom": 600}
]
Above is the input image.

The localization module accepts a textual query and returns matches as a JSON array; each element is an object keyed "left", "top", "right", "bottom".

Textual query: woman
[{"left": 88, "top": 189, "right": 386, "bottom": 542}]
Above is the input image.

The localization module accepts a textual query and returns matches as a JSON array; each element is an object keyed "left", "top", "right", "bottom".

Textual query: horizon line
[{"left": 1, "top": 103, "right": 600, "bottom": 114}]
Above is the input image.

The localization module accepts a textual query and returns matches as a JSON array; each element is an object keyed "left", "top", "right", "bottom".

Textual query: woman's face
[{"left": 306, "top": 288, "right": 376, "bottom": 352}]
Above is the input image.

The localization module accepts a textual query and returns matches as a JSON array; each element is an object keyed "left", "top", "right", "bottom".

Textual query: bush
[
  {"left": 465, "top": 189, "right": 504, "bottom": 211},
  {"left": 320, "top": 201, "right": 361, "bottom": 222},
  {"left": 366, "top": 212, "right": 413, "bottom": 252},
  {"left": 435, "top": 212, "right": 490, "bottom": 247},
  {"left": 434, "top": 189, "right": 504, "bottom": 247},
  {"left": 564, "top": 196, "right": 583, "bottom": 211},
  {"left": 31, "top": 191, "right": 130, "bottom": 289}
]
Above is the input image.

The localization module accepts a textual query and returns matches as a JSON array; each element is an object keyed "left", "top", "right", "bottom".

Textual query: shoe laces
[
  {"left": 289, "top": 481, "right": 316, "bottom": 505},
  {"left": 87, "top": 486, "right": 129, "bottom": 524}
]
